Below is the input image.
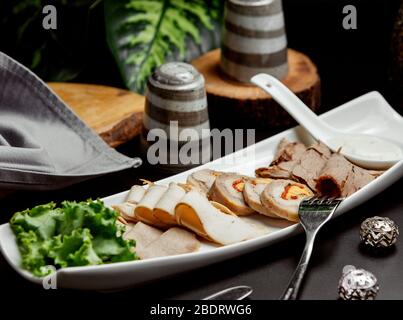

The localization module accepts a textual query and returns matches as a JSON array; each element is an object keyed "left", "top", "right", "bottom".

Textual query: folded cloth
[{"left": 0, "top": 51, "right": 142, "bottom": 190}]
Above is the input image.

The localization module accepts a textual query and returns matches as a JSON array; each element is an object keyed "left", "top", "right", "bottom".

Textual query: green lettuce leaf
[{"left": 10, "top": 199, "right": 137, "bottom": 277}]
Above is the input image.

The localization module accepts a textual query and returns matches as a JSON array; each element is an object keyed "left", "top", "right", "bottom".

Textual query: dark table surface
[{"left": 1, "top": 132, "right": 402, "bottom": 301}]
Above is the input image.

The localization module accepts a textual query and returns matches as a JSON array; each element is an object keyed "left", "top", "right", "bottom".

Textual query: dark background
[{"left": 0, "top": 0, "right": 402, "bottom": 302}]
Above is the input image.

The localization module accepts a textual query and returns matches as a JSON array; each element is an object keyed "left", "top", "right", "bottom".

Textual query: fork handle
[{"left": 280, "top": 232, "right": 317, "bottom": 300}]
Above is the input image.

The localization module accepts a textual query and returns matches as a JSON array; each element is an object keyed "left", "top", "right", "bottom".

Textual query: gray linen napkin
[{"left": 0, "top": 51, "right": 142, "bottom": 190}]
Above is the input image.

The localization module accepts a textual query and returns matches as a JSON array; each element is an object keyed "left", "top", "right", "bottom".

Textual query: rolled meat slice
[
  {"left": 208, "top": 174, "right": 255, "bottom": 215},
  {"left": 292, "top": 141, "right": 331, "bottom": 190},
  {"left": 135, "top": 185, "right": 170, "bottom": 228},
  {"left": 153, "top": 183, "right": 186, "bottom": 226},
  {"left": 271, "top": 139, "right": 307, "bottom": 165},
  {"left": 315, "top": 153, "right": 353, "bottom": 197},
  {"left": 243, "top": 178, "right": 279, "bottom": 218},
  {"left": 123, "top": 222, "right": 163, "bottom": 251},
  {"left": 126, "top": 185, "right": 146, "bottom": 204},
  {"left": 256, "top": 139, "right": 306, "bottom": 179},
  {"left": 342, "top": 165, "right": 375, "bottom": 197},
  {"left": 261, "top": 179, "right": 314, "bottom": 222},
  {"left": 112, "top": 202, "right": 137, "bottom": 222},
  {"left": 137, "top": 227, "right": 200, "bottom": 260},
  {"left": 175, "top": 190, "right": 259, "bottom": 245},
  {"left": 186, "top": 169, "right": 223, "bottom": 193}
]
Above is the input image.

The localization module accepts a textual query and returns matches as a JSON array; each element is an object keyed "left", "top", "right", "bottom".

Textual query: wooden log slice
[
  {"left": 48, "top": 83, "right": 145, "bottom": 147},
  {"left": 191, "top": 48, "right": 321, "bottom": 128}
]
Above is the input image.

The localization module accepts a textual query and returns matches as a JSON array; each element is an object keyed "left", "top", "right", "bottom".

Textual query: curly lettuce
[{"left": 10, "top": 199, "right": 137, "bottom": 277}]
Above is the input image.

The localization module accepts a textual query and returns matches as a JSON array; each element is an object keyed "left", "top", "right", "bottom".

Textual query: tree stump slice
[
  {"left": 48, "top": 83, "right": 144, "bottom": 147},
  {"left": 191, "top": 48, "right": 321, "bottom": 128}
]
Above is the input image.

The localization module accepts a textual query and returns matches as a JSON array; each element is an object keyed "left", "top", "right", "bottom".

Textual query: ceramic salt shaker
[
  {"left": 220, "top": 0, "right": 288, "bottom": 83},
  {"left": 142, "top": 62, "right": 211, "bottom": 172}
]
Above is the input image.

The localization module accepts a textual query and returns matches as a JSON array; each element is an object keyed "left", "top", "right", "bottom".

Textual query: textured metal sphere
[
  {"left": 360, "top": 216, "right": 399, "bottom": 248},
  {"left": 338, "top": 265, "right": 379, "bottom": 300}
]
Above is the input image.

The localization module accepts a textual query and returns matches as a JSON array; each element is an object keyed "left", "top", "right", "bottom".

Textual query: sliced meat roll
[
  {"left": 261, "top": 179, "right": 314, "bottom": 222},
  {"left": 137, "top": 227, "right": 200, "bottom": 260},
  {"left": 123, "top": 222, "right": 163, "bottom": 251},
  {"left": 342, "top": 165, "right": 375, "bottom": 197},
  {"left": 292, "top": 141, "right": 331, "bottom": 190},
  {"left": 126, "top": 185, "right": 146, "bottom": 204},
  {"left": 186, "top": 169, "right": 223, "bottom": 193},
  {"left": 112, "top": 203, "right": 137, "bottom": 222},
  {"left": 135, "top": 185, "right": 170, "bottom": 228},
  {"left": 315, "top": 153, "right": 353, "bottom": 197},
  {"left": 243, "top": 178, "right": 278, "bottom": 218},
  {"left": 208, "top": 174, "right": 255, "bottom": 215},
  {"left": 153, "top": 183, "right": 186, "bottom": 226},
  {"left": 256, "top": 139, "right": 306, "bottom": 179},
  {"left": 175, "top": 190, "right": 258, "bottom": 245},
  {"left": 271, "top": 139, "right": 307, "bottom": 165}
]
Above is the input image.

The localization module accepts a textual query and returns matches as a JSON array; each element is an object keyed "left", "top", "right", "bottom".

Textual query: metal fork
[{"left": 280, "top": 196, "right": 343, "bottom": 300}]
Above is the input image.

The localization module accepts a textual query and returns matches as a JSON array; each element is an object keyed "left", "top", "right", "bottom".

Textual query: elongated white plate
[{"left": 1, "top": 91, "right": 403, "bottom": 290}]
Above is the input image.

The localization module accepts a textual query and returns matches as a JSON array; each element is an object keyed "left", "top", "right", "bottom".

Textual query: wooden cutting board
[
  {"left": 48, "top": 83, "right": 145, "bottom": 147},
  {"left": 192, "top": 48, "right": 321, "bottom": 127}
]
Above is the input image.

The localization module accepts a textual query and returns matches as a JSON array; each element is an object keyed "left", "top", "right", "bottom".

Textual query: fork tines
[{"left": 302, "top": 196, "right": 344, "bottom": 206}]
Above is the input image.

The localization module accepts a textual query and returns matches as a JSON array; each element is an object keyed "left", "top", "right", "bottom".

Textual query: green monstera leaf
[{"left": 104, "top": 0, "right": 223, "bottom": 94}]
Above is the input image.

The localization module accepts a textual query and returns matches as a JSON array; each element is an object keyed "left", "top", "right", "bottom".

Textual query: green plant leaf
[{"left": 104, "top": 0, "right": 223, "bottom": 94}]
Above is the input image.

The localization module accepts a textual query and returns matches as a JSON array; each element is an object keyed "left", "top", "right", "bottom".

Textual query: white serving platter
[{"left": 1, "top": 91, "right": 403, "bottom": 290}]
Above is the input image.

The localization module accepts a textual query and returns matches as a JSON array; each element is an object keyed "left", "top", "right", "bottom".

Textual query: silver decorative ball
[
  {"left": 360, "top": 216, "right": 399, "bottom": 248},
  {"left": 338, "top": 265, "right": 379, "bottom": 300}
]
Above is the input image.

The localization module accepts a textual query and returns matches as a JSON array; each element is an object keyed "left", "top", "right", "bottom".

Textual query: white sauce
[{"left": 328, "top": 135, "right": 403, "bottom": 161}]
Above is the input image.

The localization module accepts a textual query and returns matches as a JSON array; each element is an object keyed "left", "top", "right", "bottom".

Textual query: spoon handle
[{"left": 251, "top": 73, "right": 336, "bottom": 141}]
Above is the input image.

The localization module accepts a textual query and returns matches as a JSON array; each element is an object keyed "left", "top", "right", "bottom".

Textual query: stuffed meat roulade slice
[
  {"left": 175, "top": 190, "right": 259, "bottom": 245},
  {"left": 261, "top": 179, "right": 314, "bottom": 222},
  {"left": 186, "top": 169, "right": 224, "bottom": 193},
  {"left": 208, "top": 174, "right": 255, "bottom": 216},
  {"left": 243, "top": 178, "right": 278, "bottom": 218},
  {"left": 153, "top": 183, "right": 186, "bottom": 226}
]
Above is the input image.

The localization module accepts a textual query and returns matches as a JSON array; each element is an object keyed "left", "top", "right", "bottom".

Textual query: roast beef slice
[
  {"left": 342, "top": 165, "right": 375, "bottom": 197},
  {"left": 271, "top": 139, "right": 306, "bottom": 165},
  {"left": 315, "top": 153, "right": 353, "bottom": 197},
  {"left": 291, "top": 141, "right": 331, "bottom": 190}
]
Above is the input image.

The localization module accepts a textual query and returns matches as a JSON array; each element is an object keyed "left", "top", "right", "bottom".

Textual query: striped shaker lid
[{"left": 221, "top": 0, "right": 288, "bottom": 82}]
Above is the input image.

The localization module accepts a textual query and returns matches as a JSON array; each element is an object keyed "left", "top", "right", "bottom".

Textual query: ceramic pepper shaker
[
  {"left": 220, "top": 0, "right": 288, "bottom": 83},
  {"left": 142, "top": 62, "right": 211, "bottom": 172}
]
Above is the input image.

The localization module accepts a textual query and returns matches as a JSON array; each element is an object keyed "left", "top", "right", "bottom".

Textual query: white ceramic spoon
[{"left": 251, "top": 73, "right": 403, "bottom": 170}]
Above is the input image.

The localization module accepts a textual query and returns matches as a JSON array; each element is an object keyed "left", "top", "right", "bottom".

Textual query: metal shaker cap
[
  {"left": 338, "top": 265, "right": 379, "bottom": 300},
  {"left": 230, "top": 0, "right": 276, "bottom": 6},
  {"left": 360, "top": 216, "right": 399, "bottom": 248},
  {"left": 148, "top": 62, "right": 205, "bottom": 92}
]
